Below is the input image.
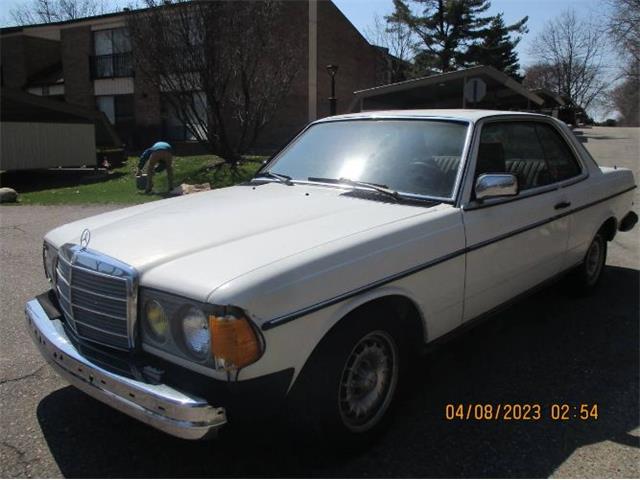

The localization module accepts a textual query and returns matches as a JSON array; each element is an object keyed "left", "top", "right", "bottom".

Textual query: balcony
[{"left": 90, "top": 53, "right": 134, "bottom": 79}]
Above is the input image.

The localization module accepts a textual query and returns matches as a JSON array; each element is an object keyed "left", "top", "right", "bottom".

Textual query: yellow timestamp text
[{"left": 444, "top": 403, "right": 599, "bottom": 421}]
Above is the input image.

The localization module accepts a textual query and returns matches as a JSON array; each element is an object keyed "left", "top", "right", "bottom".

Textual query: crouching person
[{"left": 137, "top": 141, "right": 175, "bottom": 194}]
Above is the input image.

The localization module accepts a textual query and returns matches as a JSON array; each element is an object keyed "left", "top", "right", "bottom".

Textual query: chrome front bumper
[{"left": 25, "top": 298, "right": 227, "bottom": 440}]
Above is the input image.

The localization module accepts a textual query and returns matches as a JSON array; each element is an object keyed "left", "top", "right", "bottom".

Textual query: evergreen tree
[
  {"left": 465, "top": 13, "right": 528, "bottom": 79},
  {"left": 387, "top": 0, "right": 527, "bottom": 76}
]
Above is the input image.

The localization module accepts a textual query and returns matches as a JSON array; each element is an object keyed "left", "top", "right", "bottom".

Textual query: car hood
[{"left": 46, "top": 182, "right": 438, "bottom": 301}]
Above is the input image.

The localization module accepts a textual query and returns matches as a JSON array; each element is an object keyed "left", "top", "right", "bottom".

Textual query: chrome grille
[
  {"left": 71, "top": 269, "right": 128, "bottom": 297},
  {"left": 54, "top": 244, "right": 137, "bottom": 350}
]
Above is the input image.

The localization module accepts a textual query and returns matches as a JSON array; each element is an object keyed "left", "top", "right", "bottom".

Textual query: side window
[
  {"left": 476, "top": 122, "right": 553, "bottom": 191},
  {"left": 534, "top": 123, "right": 582, "bottom": 181}
]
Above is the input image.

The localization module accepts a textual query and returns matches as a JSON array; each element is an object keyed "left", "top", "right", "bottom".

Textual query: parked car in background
[{"left": 26, "top": 110, "right": 637, "bottom": 440}]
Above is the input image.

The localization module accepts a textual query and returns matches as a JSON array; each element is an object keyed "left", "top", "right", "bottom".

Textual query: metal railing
[{"left": 90, "top": 52, "right": 134, "bottom": 79}]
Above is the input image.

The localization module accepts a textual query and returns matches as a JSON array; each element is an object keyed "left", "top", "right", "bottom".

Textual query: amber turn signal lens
[{"left": 209, "top": 314, "right": 261, "bottom": 370}]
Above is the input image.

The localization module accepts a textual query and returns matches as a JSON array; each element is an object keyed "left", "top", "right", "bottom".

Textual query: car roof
[{"left": 314, "top": 109, "right": 548, "bottom": 123}]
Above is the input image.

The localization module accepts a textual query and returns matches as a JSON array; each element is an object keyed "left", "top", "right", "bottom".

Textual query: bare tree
[
  {"left": 528, "top": 9, "right": 608, "bottom": 110},
  {"left": 9, "top": 0, "right": 110, "bottom": 25},
  {"left": 607, "top": 0, "right": 640, "bottom": 70},
  {"left": 607, "top": 75, "right": 640, "bottom": 125},
  {"left": 522, "top": 63, "right": 557, "bottom": 90},
  {"left": 604, "top": 0, "right": 639, "bottom": 124},
  {"left": 364, "top": 14, "right": 415, "bottom": 82},
  {"left": 127, "top": 0, "right": 300, "bottom": 162}
]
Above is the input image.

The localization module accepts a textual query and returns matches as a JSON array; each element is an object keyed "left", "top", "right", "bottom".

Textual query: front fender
[
  {"left": 236, "top": 250, "right": 465, "bottom": 386},
  {"left": 238, "top": 286, "right": 426, "bottom": 388}
]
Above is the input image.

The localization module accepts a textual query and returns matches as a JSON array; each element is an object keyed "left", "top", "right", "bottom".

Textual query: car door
[
  {"left": 532, "top": 121, "right": 591, "bottom": 270},
  {"left": 461, "top": 119, "right": 571, "bottom": 322}
]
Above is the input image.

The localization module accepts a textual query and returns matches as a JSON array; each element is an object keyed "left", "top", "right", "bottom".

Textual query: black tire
[
  {"left": 568, "top": 231, "right": 607, "bottom": 295},
  {"left": 287, "top": 306, "right": 408, "bottom": 442}
]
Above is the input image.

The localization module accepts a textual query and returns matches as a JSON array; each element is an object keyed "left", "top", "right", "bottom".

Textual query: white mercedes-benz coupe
[{"left": 27, "top": 110, "right": 637, "bottom": 440}]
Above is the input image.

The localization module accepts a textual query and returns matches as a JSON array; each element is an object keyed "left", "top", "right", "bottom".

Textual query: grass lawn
[{"left": 2, "top": 155, "right": 264, "bottom": 205}]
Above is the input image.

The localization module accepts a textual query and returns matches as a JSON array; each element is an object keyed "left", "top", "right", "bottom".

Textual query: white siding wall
[
  {"left": 94, "top": 77, "right": 134, "bottom": 95},
  {"left": 0, "top": 122, "right": 96, "bottom": 171},
  {"left": 91, "top": 20, "right": 126, "bottom": 32},
  {"left": 26, "top": 85, "right": 65, "bottom": 96}
]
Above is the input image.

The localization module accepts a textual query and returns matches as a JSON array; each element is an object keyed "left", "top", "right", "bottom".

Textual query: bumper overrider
[{"left": 25, "top": 297, "right": 227, "bottom": 440}]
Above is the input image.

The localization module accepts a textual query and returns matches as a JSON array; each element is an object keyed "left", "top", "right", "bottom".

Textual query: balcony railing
[{"left": 90, "top": 53, "right": 134, "bottom": 79}]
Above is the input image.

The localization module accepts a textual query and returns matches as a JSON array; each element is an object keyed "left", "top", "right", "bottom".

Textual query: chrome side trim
[
  {"left": 262, "top": 186, "right": 637, "bottom": 331},
  {"left": 262, "top": 247, "right": 466, "bottom": 331},
  {"left": 25, "top": 299, "right": 226, "bottom": 440}
]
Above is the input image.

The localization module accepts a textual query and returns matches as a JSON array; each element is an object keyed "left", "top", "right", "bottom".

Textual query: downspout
[{"left": 308, "top": 0, "right": 318, "bottom": 122}]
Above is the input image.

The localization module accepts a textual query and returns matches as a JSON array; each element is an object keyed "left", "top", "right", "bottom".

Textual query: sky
[
  {"left": 332, "top": 0, "right": 615, "bottom": 68},
  {"left": 0, "top": 0, "right": 615, "bottom": 70}
]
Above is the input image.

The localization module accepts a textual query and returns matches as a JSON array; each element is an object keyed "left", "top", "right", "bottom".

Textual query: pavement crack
[
  {"left": 0, "top": 224, "right": 28, "bottom": 234},
  {"left": 0, "top": 364, "right": 46, "bottom": 386},
  {"left": 1, "top": 440, "right": 27, "bottom": 459},
  {"left": 0, "top": 440, "right": 30, "bottom": 476}
]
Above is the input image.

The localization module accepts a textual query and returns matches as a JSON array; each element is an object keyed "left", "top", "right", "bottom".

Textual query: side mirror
[{"left": 475, "top": 173, "right": 518, "bottom": 201}]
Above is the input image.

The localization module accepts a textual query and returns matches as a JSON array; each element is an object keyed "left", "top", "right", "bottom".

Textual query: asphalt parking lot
[{"left": 0, "top": 127, "right": 638, "bottom": 478}]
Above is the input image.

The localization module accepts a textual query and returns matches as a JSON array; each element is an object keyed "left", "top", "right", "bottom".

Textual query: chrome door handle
[{"left": 555, "top": 201, "right": 571, "bottom": 210}]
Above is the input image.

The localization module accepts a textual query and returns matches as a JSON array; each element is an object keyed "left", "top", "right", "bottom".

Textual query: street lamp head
[{"left": 326, "top": 65, "right": 338, "bottom": 116}]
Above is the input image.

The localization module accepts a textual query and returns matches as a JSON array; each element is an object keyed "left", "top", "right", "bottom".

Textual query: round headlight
[
  {"left": 181, "top": 307, "right": 210, "bottom": 361},
  {"left": 145, "top": 300, "right": 168, "bottom": 342}
]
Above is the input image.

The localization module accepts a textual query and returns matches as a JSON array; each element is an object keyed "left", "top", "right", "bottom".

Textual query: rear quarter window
[{"left": 534, "top": 123, "right": 582, "bottom": 181}]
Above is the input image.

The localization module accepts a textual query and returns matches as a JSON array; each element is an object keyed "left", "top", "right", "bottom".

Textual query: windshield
[{"left": 264, "top": 119, "right": 469, "bottom": 199}]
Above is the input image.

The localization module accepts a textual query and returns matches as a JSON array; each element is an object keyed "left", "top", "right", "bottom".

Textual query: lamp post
[{"left": 326, "top": 64, "right": 338, "bottom": 116}]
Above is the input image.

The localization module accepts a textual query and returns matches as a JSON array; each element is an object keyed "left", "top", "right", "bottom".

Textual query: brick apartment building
[{"left": 1, "top": 0, "right": 389, "bottom": 151}]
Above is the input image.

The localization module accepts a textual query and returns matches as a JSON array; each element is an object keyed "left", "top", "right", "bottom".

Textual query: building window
[
  {"left": 96, "top": 96, "right": 115, "bottom": 123},
  {"left": 96, "top": 94, "right": 134, "bottom": 124},
  {"left": 91, "top": 28, "right": 133, "bottom": 79},
  {"left": 96, "top": 94, "right": 135, "bottom": 146},
  {"left": 161, "top": 92, "right": 206, "bottom": 141}
]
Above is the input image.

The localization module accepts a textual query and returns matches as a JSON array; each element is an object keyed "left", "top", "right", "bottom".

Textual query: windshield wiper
[
  {"left": 307, "top": 177, "right": 400, "bottom": 202},
  {"left": 254, "top": 171, "right": 294, "bottom": 186}
]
